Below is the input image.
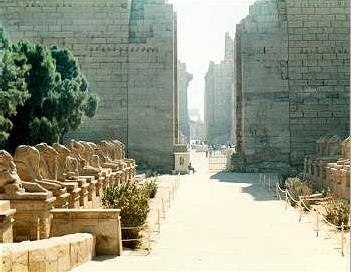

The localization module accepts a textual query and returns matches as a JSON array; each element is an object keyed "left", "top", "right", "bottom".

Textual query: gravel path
[{"left": 74, "top": 152, "right": 350, "bottom": 271}]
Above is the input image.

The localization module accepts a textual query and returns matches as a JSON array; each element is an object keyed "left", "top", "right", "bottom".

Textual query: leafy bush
[
  {"left": 102, "top": 182, "right": 150, "bottom": 248},
  {"left": 286, "top": 177, "right": 313, "bottom": 207},
  {"left": 324, "top": 199, "right": 350, "bottom": 229},
  {"left": 144, "top": 179, "right": 158, "bottom": 199}
]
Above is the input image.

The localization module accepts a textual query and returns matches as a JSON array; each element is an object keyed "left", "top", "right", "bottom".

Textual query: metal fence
[{"left": 208, "top": 150, "right": 227, "bottom": 171}]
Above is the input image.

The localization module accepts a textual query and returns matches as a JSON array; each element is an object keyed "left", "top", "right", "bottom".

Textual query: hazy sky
[{"left": 168, "top": 0, "right": 256, "bottom": 119}]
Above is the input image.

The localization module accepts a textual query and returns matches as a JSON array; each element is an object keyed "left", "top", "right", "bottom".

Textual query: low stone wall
[
  {"left": 0, "top": 233, "right": 95, "bottom": 272},
  {"left": 51, "top": 209, "right": 122, "bottom": 256}
]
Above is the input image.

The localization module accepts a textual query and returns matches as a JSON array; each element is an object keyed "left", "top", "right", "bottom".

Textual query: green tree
[
  {"left": 0, "top": 30, "right": 30, "bottom": 143},
  {"left": 1, "top": 41, "right": 98, "bottom": 151}
]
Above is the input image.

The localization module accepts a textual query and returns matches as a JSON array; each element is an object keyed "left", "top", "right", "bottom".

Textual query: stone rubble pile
[{"left": 304, "top": 136, "right": 350, "bottom": 200}]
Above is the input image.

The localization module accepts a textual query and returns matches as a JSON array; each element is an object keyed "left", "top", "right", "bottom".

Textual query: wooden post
[
  {"left": 316, "top": 212, "right": 319, "bottom": 237},
  {"left": 341, "top": 222, "right": 345, "bottom": 257},
  {"left": 161, "top": 199, "right": 166, "bottom": 218},
  {"left": 276, "top": 183, "right": 278, "bottom": 198},
  {"left": 157, "top": 208, "right": 161, "bottom": 233},
  {"left": 168, "top": 189, "right": 171, "bottom": 208},
  {"left": 36, "top": 217, "right": 40, "bottom": 240},
  {"left": 147, "top": 227, "right": 151, "bottom": 254}
]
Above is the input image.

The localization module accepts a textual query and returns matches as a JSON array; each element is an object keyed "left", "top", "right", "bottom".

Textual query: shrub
[
  {"left": 144, "top": 179, "right": 158, "bottom": 199},
  {"left": 286, "top": 177, "right": 313, "bottom": 207},
  {"left": 102, "top": 182, "right": 150, "bottom": 249},
  {"left": 324, "top": 198, "right": 350, "bottom": 229}
]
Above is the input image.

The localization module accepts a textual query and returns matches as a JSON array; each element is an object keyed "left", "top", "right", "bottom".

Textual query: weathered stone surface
[
  {"left": 0, "top": 234, "right": 95, "bottom": 272},
  {"left": 205, "top": 33, "right": 234, "bottom": 146},
  {"left": 51, "top": 209, "right": 122, "bottom": 256},
  {"left": 304, "top": 136, "right": 350, "bottom": 200},
  {"left": 178, "top": 61, "right": 193, "bottom": 144},
  {"left": 127, "top": 0, "right": 177, "bottom": 170},
  {"left": 234, "top": 0, "right": 350, "bottom": 172},
  {"left": 0, "top": 201, "right": 15, "bottom": 243},
  {"left": 0, "top": 0, "right": 178, "bottom": 170},
  {"left": 13, "top": 145, "right": 69, "bottom": 208}
]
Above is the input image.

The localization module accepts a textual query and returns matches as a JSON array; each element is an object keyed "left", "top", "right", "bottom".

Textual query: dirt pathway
[{"left": 75, "top": 152, "right": 350, "bottom": 271}]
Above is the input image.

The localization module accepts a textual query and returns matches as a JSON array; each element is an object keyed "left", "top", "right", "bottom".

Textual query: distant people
[
  {"left": 205, "top": 150, "right": 208, "bottom": 158},
  {"left": 188, "top": 162, "right": 196, "bottom": 174}
]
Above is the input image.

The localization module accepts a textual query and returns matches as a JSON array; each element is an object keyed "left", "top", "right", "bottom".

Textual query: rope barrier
[
  {"left": 260, "top": 173, "right": 349, "bottom": 257},
  {"left": 286, "top": 190, "right": 300, "bottom": 204}
]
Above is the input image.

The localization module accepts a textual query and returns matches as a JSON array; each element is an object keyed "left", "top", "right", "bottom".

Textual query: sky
[{"left": 168, "top": 0, "right": 257, "bottom": 120}]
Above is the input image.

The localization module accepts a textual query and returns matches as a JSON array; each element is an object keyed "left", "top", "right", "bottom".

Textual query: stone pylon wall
[
  {"left": 286, "top": 0, "right": 350, "bottom": 166},
  {"left": 0, "top": 0, "right": 131, "bottom": 143},
  {"left": 205, "top": 34, "right": 234, "bottom": 146},
  {"left": 178, "top": 61, "right": 193, "bottom": 143},
  {"left": 127, "top": 0, "right": 177, "bottom": 169},
  {"left": 235, "top": 0, "right": 290, "bottom": 171},
  {"left": 0, "top": 0, "right": 178, "bottom": 170},
  {"left": 234, "top": 0, "right": 350, "bottom": 172}
]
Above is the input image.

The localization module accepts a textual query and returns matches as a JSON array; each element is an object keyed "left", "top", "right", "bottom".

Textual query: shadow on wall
[{"left": 210, "top": 172, "right": 279, "bottom": 202}]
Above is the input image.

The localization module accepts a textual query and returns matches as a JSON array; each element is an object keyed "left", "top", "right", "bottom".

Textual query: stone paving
[{"left": 75, "top": 152, "right": 350, "bottom": 271}]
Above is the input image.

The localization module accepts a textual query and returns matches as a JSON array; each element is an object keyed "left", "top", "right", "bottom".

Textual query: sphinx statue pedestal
[
  {"left": 0, "top": 200, "right": 16, "bottom": 243},
  {"left": 62, "top": 182, "right": 81, "bottom": 209},
  {"left": 79, "top": 176, "right": 98, "bottom": 208},
  {"left": 0, "top": 150, "right": 56, "bottom": 242},
  {"left": 0, "top": 193, "right": 55, "bottom": 242}
]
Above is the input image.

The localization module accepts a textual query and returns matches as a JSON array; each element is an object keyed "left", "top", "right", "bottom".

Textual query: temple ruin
[
  {"left": 178, "top": 61, "right": 193, "bottom": 144},
  {"left": 0, "top": 0, "right": 179, "bottom": 170},
  {"left": 205, "top": 33, "right": 235, "bottom": 146},
  {"left": 233, "top": 0, "right": 350, "bottom": 172}
]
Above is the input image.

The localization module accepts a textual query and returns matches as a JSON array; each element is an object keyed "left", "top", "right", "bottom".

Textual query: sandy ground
[{"left": 74, "top": 152, "right": 350, "bottom": 271}]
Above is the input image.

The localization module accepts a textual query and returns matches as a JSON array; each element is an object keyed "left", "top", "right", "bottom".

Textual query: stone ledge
[
  {"left": 0, "top": 233, "right": 95, "bottom": 272},
  {"left": 51, "top": 209, "right": 122, "bottom": 256}
]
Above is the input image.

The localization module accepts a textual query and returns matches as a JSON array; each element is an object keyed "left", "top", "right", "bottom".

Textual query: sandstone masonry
[
  {"left": 0, "top": 0, "right": 178, "bottom": 170},
  {"left": 205, "top": 33, "right": 234, "bottom": 146},
  {"left": 234, "top": 0, "right": 350, "bottom": 172},
  {"left": 127, "top": 0, "right": 178, "bottom": 168},
  {"left": 177, "top": 61, "right": 193, "bottom": 143}
]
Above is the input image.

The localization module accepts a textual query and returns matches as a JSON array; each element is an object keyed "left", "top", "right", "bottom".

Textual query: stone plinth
[
  {"left": 0, "top": 233, "right": 95, "bottom": 272},
  {"left": 174, "top": 152, "right": 190, "bottom": 174},
  {"left": 0, "top": 201, "right": 16, "bottom": 243},
  {"left": 51, "top": 209, "right": 122, "bottom": 256},
  {"left": 62, "top": 182, "right": 81, "bottom": 209},
  {"left": 6, "top": 197, "right": 56, "bottom": 242}
]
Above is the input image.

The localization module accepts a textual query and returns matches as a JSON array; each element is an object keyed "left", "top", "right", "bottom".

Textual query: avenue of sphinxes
[{"left": 0, "top": 139, "right": 135, "bottom": 269}]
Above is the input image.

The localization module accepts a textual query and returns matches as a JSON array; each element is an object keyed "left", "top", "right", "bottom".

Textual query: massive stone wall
[
  {"left": 205, "top": 33, "right": 234, "bottom": 146},
  {"left": 177, "top": 61, "right": 193, "bottom": 143},
  {"left": 234, "top": 0, "right": 290, "bottom": 171},
  {"left": 0, "top": 0, "right": 178, "bottom": 170},
  {"left": 286, "top": 0, "right": 350, "bottom": 166},
  {"left": 0, "top": 0, "right": 130, "bottom": 143},
  {"left": 234, "top": 0, "right": 350, "bottom": 172},
  {"left": 127, "top": 0, "right": 177, "bottom": 169}
]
